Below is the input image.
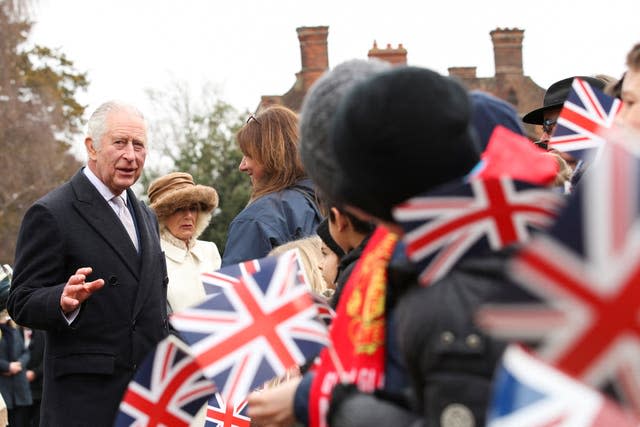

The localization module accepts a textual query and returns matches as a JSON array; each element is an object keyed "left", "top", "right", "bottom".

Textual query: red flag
[{"left": 472, "top": 125, "right": 560, "bottom": 186}]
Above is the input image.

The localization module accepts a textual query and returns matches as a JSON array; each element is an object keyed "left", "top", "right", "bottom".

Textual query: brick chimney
[
  {"left": 490, "top": 28, "right": 524, "bottom": 75},
  {"left": 296, "top": 26, "right": 329, "bottom": 92},
  {"left": 448, "top": 66, "right": 477, "bottom": 80},
  {"left": 368, "top": 41, "right": 407, "bottom": 65}
]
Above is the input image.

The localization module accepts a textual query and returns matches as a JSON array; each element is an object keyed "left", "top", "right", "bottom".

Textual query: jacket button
[
  {"left": 465, "top": 333, "right": 481, "bottom": 349},
  {"left": 440, "top": 403, "right": 474, "bottom": 427},
  {"left": 440, "top": 331, "right": 455, "bottom": 345}
]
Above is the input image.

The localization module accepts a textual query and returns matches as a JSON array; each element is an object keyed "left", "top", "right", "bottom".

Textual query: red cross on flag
[{"left": 204, "top": 393, "right": 250, "bottom": 427}]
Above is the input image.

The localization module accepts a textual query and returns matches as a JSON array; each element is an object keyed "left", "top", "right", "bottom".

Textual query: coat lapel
[
  {"left": 70, "top": 170, "right": 140, "bottom": 279},
  {"left": 128, "top": 189, "right": 165, "bottom": 318}
]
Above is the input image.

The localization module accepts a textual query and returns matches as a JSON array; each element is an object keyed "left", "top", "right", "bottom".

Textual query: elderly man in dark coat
[{"left": 7, "top": 101, "right": 169, "bottom": 427}]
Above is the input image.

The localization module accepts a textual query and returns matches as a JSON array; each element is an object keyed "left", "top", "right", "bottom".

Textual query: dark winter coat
[
  {"left": 327, "top": 252, "right": 513, "bottom": 427},
  {"left": 8, "top": 169, "right": 170, "bottom": 427}
]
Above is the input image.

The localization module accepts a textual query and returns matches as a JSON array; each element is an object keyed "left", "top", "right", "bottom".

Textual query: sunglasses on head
[{"left": 246, "top": 114, "right": 260, "bottom": 125}]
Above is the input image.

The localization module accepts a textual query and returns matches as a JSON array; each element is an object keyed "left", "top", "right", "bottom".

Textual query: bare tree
[{"left": 0, "top": 0, "right": 88, "bottom": 264}]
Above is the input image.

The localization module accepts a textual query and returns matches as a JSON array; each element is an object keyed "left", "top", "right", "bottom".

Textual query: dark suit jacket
[{"left": 8, "top": 169, "right": 169, "bottom": 427}]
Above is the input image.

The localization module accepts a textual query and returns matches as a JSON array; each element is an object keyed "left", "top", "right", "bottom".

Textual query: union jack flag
[
  {"left": 549, "top": 77, "right": 622, "bottom": 161},
  {"left": 392, "top": 177, "right": 564, "bottom": 286},
  {"left": 488, "top": 344, "right": 638, "bottom": 427},
  {"left": 201, "top": 251, "right": 335, "bottom": 325},
  {"left": 114, "top": 335, "right": 216, "bottom": 427},
  {"left": 171, "top": 250, "right": 329, "bottom": 406},
  {"left": 477, "top": 135, "right": 640, "bottom": 415},
  {"left": 204, "top": 393, "right": 250, "bottom": 427}
]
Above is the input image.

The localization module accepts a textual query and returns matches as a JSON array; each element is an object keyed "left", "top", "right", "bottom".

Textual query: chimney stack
[
  {"left": 490, "top": 28, "right": 524, "bottom": 75},
  {"left": 448, "top": 66, "right": 477, "bottom": 80},
  {"left": 367, "top": 41, "right": 407, "bottom": 65},
  {"left": 296, "top": 26, "right": 329, "bottom": 92}
]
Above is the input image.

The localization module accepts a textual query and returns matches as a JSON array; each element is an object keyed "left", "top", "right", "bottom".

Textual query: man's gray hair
[{"left": 87, "top": 101, "right": 146, "bottom": 149}]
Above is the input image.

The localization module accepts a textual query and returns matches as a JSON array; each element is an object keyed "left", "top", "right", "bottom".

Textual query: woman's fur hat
[{"left": 148, "top": 172, "right": 219, "bottom": 220}]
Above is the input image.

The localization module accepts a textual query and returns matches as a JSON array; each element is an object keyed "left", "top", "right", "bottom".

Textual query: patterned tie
[{"left": 113, "top": 195, "right": 139, "bottom": 252}]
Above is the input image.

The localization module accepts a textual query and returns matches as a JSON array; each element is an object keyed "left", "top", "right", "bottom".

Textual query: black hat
[
  {"left": 331, "top": 66, "right": 480, "bottom": 222},
  {"left": 523, "top": 76, "right": 607, "bottom": 124},
  {"left": 316, "top": 218, "right": 345, "bottom": 258}
]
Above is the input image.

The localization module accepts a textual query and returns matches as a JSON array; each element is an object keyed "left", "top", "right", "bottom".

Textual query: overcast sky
[{"left": 29, "top": 0, "right": 639, "bottom": 147}]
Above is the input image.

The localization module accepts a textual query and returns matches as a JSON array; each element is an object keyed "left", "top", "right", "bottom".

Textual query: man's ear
[
  {"left": 330, "top": 207, "right": 349, "bottom": 231},
  {"left": 85, "top": 137, "right": 97, "bottom": 161}
]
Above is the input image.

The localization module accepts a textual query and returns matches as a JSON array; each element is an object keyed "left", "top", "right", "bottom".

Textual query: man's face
[
  {"left": 86, "top": 109, "right": 147, "bottom": 195},
  {"left": 540, "top": 108, "right": 578, "bottom": 170},
  {"left": 619, "top": 68, "right": 640, "bottom": 132},
  {"left": 540, "top": 108, "right": 561, "bottom": 142}
]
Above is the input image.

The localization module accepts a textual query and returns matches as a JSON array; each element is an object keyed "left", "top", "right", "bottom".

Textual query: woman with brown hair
[{"left": 222, "top": 105, "right": 322, "bottom": 266}]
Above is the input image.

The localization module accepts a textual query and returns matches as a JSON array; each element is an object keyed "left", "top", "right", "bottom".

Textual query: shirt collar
[{"left": 83, "top": 166, "right": 128, "bottom": 204}]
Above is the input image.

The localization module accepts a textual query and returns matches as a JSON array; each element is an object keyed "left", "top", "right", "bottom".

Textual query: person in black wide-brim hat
[
  {"left": 523, "top": 76, "right": 607, "bottom": 172},
  {"left": 523, "top": 76, "right": 606, "bottom": 147}
]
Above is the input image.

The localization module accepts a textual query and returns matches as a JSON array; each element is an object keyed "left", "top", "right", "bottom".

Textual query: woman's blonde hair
[
  {"left": 237, "top": 105, "right": 306, "bottom": 201},
  {"left": 269, "top": 236, "right": 330, "bottom": 297},
  {"left": 260, "top": 237, "right": 330, "bottom": 391}
]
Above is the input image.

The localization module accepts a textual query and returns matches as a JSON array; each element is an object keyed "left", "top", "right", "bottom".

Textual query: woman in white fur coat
[{"left": 148, "top": 172, "right": 221, "bottom": 314}]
